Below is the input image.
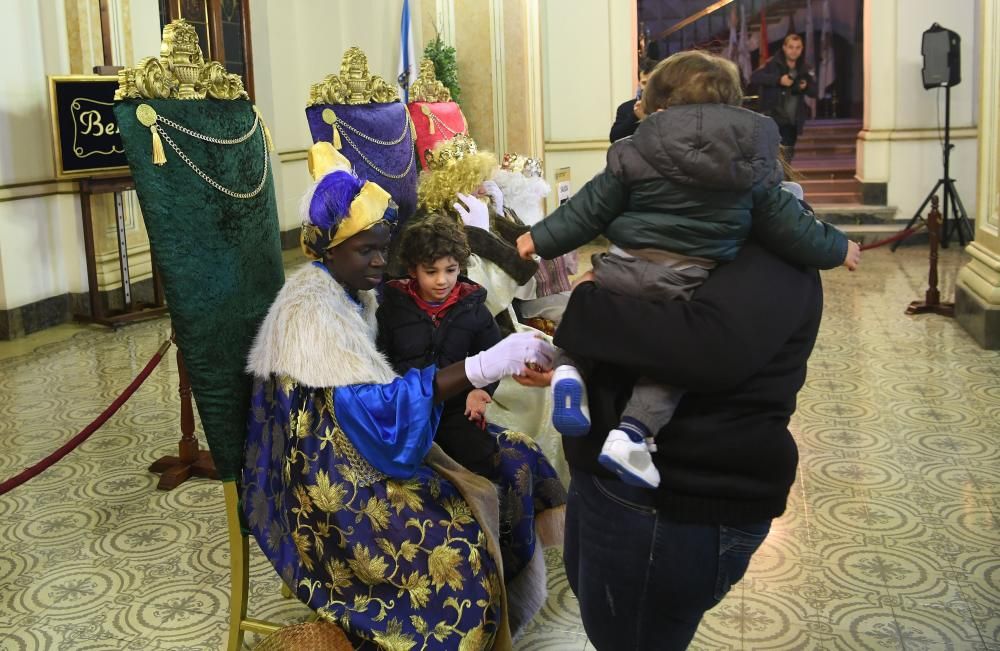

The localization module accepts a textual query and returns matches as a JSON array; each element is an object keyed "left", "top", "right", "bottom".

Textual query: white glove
[
  {"left": 479, "top": 180, "right": 504, "bottom": 215},
  {"left": 454, "top": 193, "right": 490, "bottom": 231},
  {"left": 465, "top": 332, "right": 555, "bottom": 388}
]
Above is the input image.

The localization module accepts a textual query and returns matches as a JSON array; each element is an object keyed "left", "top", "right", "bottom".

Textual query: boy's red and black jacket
[
  {"left": 376, "top": 277, "right": 501, "bottom": 397},
  {"left": 377, "top": 277, "right": 502, "bottom": 474}
]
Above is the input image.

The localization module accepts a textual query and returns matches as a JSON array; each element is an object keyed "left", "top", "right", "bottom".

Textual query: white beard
[{"left": 492, "top": 170, "right": 551, "bottom": 226}]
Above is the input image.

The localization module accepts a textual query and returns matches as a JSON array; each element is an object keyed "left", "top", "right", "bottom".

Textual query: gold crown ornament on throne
[
  {"left": 501, "top": 152, "right": 543, "bottom": 178},
  {"left": 410, "top": 58, "right": 453, "bottom": 103},
  {"left": 116, "top": 19, "right": 249, "bottom": 101},
  {"left": 308, "top": 47, "right": 400, "bottom": 107},
  {"left": 114, "top": 19, "right": 274, "bottom": 198},
  {"left": 423, "top": 133, "right": 479, "bottom": 171},
  {"left": 306, "top": 47, "right": 414, "bottom": 179}
]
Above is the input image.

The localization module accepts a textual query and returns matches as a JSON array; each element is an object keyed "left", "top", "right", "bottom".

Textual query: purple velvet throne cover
[{"left": 305, "top": 103, "right": 417, "bottom": 223}]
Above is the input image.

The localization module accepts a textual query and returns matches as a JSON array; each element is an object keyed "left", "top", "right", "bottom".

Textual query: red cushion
[{"left": 407, "top": 101, "right": 468, "bottom": 169}]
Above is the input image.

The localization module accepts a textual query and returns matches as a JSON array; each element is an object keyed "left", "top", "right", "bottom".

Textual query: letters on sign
[{"left": 49, "top": 76, "right": 129, "bottom": 177}]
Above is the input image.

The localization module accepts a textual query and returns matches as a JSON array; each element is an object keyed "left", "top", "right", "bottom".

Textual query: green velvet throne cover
[{"left": 114, "top": 99, "right": 285, "bottom": 481}]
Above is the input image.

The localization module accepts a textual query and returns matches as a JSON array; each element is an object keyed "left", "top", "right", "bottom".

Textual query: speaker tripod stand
[{"left": 891, "top": 85, "right": 974, "bottom": 251}]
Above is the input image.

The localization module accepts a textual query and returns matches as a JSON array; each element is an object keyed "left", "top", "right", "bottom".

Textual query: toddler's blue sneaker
[{"left": 551, "top": 365, "right": 590, "bottom": 436}]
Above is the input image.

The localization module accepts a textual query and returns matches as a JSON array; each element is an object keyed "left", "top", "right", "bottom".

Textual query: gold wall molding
[
  {"left": 857, "top": 127, "right": 978, "bottom": 142},
  {"left": 544, "top": 140, "right": 611, "bottom": 152},
  {"left": 955, "top": 0, "right": 1000, "bottom": 349},
  {"left": 436, "top": 0, "right": 457, "bottom": 45},
  {"left": 489, "top": 0, "right": 508, "bottom": 154},
  {"left": 977, "top": 0, "right": 1000, "bottom": 231},
  {"left": 277, "top": 149, "right": 309, "bottom": 163},
  {"left": 523, "top": 0, "right": 544, "bottom": 158},
  {"left": 0, "top": 180, "right": 79, "bottom": 204},
  {"left": 64, "top": 0, "right": 104, "bottom": 75}
]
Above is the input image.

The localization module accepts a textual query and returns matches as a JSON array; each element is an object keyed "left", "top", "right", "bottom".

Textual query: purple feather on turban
[{"left": 309, "top": 170, "right": 366, "bottom": 229}]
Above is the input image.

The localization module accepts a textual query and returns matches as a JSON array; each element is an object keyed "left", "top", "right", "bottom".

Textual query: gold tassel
[
  {"left": 150, "top": 126, "right": 166, "bottom": 166},
  {"left": 332, "top": 125, "right": 342, "bottom": 150},
  {"left": 422, "top": 105, "right": 434, "bottom": 134}
]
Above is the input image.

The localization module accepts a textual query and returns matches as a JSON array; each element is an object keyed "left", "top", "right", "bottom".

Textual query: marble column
[{"left": 955, "top": 0, "right": 1000, "bottom": 349}]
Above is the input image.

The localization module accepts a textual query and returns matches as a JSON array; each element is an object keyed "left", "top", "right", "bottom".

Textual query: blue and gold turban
[{"left": 300, "top": 142, "right": 398, "bottom": 260}]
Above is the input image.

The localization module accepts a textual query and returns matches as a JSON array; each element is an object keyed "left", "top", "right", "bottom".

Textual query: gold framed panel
[{"left": 48, "top": 74, "right": 131, "bottom": 180}]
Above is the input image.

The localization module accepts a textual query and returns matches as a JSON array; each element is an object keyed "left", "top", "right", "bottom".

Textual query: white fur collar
[{"left": 246, "top": 264, "right": 397, "bottom": 388}]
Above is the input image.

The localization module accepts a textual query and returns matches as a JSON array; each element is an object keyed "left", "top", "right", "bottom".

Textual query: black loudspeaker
[{"left": 922, "top": 23, "right": 961, "bottom": 88}]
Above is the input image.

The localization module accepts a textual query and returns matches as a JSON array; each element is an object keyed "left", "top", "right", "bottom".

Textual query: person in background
[
  {"left": 751, "top": 33, "right": 817, "bottom": 160},
  {"left": 609, "top": 57, "right": 659, "bottom": 142}
]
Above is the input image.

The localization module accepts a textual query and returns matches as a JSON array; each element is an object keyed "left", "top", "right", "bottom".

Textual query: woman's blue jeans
[{"left": 563, "top": 471, "right": 771, "bottom": 650}]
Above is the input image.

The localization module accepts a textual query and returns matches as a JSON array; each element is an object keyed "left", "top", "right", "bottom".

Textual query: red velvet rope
[
  {"left": 0, "top": 339, "right": 172, "bottom": 496},
  {"left": 860, "top": 225, "right": 924, "bottom": 251}
]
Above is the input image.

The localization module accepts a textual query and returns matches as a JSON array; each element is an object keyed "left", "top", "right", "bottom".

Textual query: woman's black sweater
[{"left": 554, "top": 242, "right": 823, "bottom": 524}]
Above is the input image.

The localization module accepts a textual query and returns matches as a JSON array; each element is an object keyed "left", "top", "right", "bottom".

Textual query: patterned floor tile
[
  {"left": 887, "top": 579, "right": 988, "bottom": 649},
  {"left": 694, "top": 588, "right": 825, "bottom": 650},
  {"left": 0, "top": 612, "right": 142, "bottom": 651},
  {"left": 959, "top": 585, "right": 1000, "bottom": 651},
  {"left": 1, "top": 246, "right": 998, "bottom": 648},
  {"left": 514, "top": 627, "right": 588, "bottom": 650}
]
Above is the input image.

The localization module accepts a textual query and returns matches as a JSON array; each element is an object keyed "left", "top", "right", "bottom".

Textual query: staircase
[
  {"left": 794, "top": 119, "right": 904, "bottom": 244},
  {"left": 652, "top": 0, "right": 809, "bottom": 58}
]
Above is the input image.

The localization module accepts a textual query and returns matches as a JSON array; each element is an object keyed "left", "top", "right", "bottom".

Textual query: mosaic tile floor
[{"left": 1, "top": 245, "right": 998, "bottom": 650}]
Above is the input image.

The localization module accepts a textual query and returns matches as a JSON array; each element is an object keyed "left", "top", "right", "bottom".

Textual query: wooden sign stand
[{"left": 76, "top": 176, "right": 169, "bottom": 327}]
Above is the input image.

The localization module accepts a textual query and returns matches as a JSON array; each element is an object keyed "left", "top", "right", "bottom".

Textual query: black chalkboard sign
[{"left": 48, "top": 75, "right": 129, "bottom": 178}]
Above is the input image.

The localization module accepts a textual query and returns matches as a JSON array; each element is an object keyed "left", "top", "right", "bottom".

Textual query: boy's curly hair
[
  {"left": 398, "top": 213, "right": 472, "bottom": 269},
  {"left": 642, "top": 50, "right": 743, "bottom": 115}
]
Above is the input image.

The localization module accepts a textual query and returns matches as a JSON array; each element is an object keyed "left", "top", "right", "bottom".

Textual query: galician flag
[
  {"left": 817, "top": 0, "right": 835, "bottom": 99},
  {"left": 737, "top": 3, "right": 752, "bottom": 83},
  {"left": 397, "top": 0, "right": 416, "bottom": 103},
  {"left": 804, "top": 0, "right": 817, "bottom": 116}
]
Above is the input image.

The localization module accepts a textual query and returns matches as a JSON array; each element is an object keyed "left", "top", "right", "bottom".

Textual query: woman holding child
[{"left": 518, "top": 50, "right": 857, "bottom": 649}]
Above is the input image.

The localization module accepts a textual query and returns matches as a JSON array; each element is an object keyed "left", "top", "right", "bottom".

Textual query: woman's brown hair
[{"left": 641, "top": 50, "right": 743, "bottom": 115}]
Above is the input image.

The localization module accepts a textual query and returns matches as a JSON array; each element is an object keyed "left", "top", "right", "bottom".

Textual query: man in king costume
[{"left": 242, "top": 142, "right": 566, "bottom": 650}]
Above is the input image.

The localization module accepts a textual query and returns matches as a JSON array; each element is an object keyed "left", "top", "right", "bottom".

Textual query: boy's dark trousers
[{"left": 434, "top": 401, "right": 499, "bottom": 476}]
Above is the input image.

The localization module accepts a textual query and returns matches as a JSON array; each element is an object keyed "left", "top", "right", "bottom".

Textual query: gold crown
[
  {"left": 501, "top": 152, "right": 543, "bottom": 178},
  {"left": 115, "top": 19, "right": 247, "bottom": 100},
  {"left": 307, "top": 47, "right": 399, "bottom": 106},
  {"left": 424, "top": 134, "right": 479, "bottom": 171},
  {"left": 410, "top": 58, "right": 452, "bottom": 103}
]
